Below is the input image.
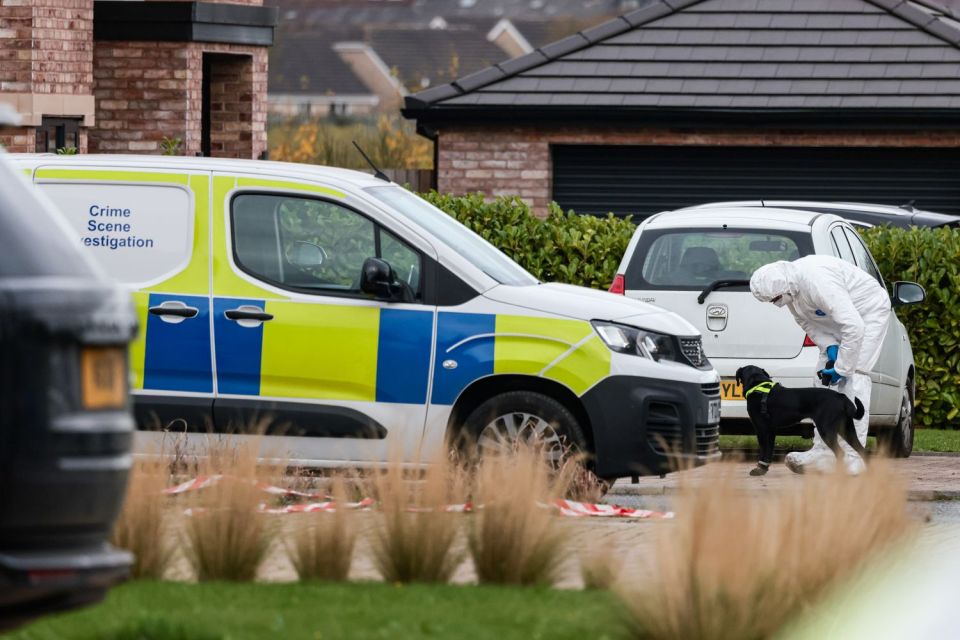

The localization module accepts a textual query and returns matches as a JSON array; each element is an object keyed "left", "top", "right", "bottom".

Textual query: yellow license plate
[
  {"left": 81, "top": 347, "right": 127, "bottom": 410},
  {"left": 720, "top": 378, "right": 745, "bottom": 401}
]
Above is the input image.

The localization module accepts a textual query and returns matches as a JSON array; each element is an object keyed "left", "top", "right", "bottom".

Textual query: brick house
[
  {"left": 0, "top": 0, "right": 276, "bottom": 158},
  {"left": 402, "top": 0, "right": 960, "bottom": 218}
]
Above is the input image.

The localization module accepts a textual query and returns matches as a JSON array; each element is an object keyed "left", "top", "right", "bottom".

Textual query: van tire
[
  {"left": 877, "top": 381, "right": 914, "bottom": 458},
  {"left": 461, "top": 391, "right": 588, "bottom": 464}
]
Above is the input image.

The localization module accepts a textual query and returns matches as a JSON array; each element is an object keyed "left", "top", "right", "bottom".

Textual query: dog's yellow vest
[{"left": 744, "top": 381, "right": 777, "bottom": 398}]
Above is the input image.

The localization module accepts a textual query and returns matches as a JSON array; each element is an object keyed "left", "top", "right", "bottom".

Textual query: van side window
[
  {"left": 232, "top": 194, "right": 422, "bottom": 299},
  {"left": 37, "top": 182, "right": 192, "bottom": 286},
  {"left": 842, "top": 226, "right": 883, "bottom": 285}
]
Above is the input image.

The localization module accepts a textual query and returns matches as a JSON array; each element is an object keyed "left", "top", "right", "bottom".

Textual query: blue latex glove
[
  {"left": 818, "top": 367, "right": 844, "bottom": 386},
  {"left": 826, "top": 344, "right": 840, "bottom": 361}
]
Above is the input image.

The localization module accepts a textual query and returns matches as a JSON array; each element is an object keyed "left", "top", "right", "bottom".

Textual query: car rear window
[{"left": 626, "top": 228, "right": 814, "bottom": 291}]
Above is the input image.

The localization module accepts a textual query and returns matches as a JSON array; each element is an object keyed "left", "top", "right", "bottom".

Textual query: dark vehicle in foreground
[
  {"left": 0, "top": 153, "right": 137, "bottom": 627},
  {"left": 686, "top": 200, "right": 960, "bottom": 229}
]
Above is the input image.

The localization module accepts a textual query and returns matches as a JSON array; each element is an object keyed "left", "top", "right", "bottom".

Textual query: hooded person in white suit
[{"left": 750, "top": 255, "right": 891, "bottom": 474}]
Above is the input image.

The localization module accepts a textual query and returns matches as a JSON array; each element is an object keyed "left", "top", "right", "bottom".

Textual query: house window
[{"left": 35, "top": 117, "right": 81, "bottom": 153}]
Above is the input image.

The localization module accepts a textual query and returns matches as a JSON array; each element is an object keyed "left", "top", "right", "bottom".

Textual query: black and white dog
[{"left": 735, "top": 365, "right": 866, "bottom": 476}]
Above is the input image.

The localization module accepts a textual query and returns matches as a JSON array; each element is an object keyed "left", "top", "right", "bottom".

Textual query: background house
[
  {"left": 265, "top": 0, "right": 628, "bottom": 117},
  {"left": 0, "top": 0, "right": 277, "bottom": 157},
  {"left": 403, "top": 0, "right": 960, "bottom": 218}
]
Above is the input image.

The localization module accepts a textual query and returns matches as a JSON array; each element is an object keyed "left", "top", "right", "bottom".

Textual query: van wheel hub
[{"left": 478, "top": 412, "right": 565, "bottom": 462}]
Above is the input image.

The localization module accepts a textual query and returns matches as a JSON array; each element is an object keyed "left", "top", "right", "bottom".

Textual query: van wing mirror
[
  {"left": 360, "top": 257, "right": 399, "bottom": 300},
  {"left": 288, "top": 241, "right": 326, "bottom": 268},
  {"left": 892, "top": 281, "right": 925, "bottom": 307}
]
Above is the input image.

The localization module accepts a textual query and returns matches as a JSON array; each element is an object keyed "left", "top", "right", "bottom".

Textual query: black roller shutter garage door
[{"left": 552, "top": 145, "right": 960, "bottom": 221}]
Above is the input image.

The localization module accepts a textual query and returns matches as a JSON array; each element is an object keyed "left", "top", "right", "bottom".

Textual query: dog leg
[
  {"left": 751, "top": 418, "right": 775, "bottom": 476},
  {"left": 842, "top": 417, "right": 869, "bottom": 463},
  {"left": 819, "top": 422, "right": 844, "bottom": 466}
]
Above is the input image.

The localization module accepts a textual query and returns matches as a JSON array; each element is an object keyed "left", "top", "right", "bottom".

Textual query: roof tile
[{"left": 406, "top": 0, "right": 960, "bottom": 114}]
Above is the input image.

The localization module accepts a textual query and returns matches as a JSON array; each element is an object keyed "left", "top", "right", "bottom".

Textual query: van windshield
[
  {"left": 365, "top": 186, "right": 538, "bottom": 286},
  {"left": 627, "top": 228, "right": 813, "bottom": 290}
]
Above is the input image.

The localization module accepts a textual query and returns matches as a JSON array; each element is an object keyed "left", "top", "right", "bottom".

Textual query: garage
[{"left": 552, "top": 145, "right": 960, "bottom": 220}]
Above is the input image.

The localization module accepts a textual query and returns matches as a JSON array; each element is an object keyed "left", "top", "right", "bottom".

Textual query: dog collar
[{"left": 744, "top": 381, "right": 776, "bottom": 398}]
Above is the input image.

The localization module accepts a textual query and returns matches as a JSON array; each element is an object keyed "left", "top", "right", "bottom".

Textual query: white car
[{"left": 610, "top": 206, "right": 924, "bottom": 456}]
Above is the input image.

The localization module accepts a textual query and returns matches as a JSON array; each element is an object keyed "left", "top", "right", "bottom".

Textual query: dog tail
[{"left": 848, "top": 397, "right": 865, "bottom": 421}]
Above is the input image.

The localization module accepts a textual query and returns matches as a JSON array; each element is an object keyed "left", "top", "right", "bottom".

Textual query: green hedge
[
  {"left": 422, "top": 192, "right": 957, "bottom": 428},
  {"left": 860, "top": 226, "right": 960, "bottom": 427},
  {"left": 421, "top": 192, "right": 635, "bottom": 290}
]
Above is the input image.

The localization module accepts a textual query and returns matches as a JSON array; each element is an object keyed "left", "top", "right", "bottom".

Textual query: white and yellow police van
[{"left": 11, "top": 154, "right": 720, "bottom": 478}]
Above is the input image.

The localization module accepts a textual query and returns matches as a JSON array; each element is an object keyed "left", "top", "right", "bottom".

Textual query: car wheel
[
  {"left": 878, "top": 381, "right": 914, "bottom": 458},
  {"left": 462, "top": 391, "right": 611, "bottom": 498},
  {"left": 463, "top": 391, "right": 587, "bottom": 464}
]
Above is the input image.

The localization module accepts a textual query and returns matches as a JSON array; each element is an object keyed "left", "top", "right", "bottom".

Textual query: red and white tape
[{"left": 164, "top": 475, "right": 673, "bottom": 519}]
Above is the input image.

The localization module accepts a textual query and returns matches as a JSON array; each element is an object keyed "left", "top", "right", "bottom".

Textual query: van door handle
[
  {"left": 224, "top": 308, "right": 274, "bottom": 322},
  {"left": 148, "top": 302, "right": 199, "bottom": 320}
]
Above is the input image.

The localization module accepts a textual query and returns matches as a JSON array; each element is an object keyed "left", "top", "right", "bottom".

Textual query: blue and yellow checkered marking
[
  {"left": 431, "top": 312, "right": 496, "bottom": 405},
  {"left": 138, "top": 302, "right": 610, "bottom": 406},
  {"left": 214, "top": 297, "right": 264, "bottom": 396},
  {"left": 142, "top": 293, "right": 212, "bottom": 393}
]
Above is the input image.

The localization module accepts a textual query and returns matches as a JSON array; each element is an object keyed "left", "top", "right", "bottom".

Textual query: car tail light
[
  {"left": 609, "top": 274, "right": 625, "bottom": 295},
  {"left": 803, "top": 334, "right": 816, "bottom": 347}
]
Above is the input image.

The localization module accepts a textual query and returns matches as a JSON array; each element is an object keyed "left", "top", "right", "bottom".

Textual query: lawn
[
  {"left": 720, "top": 428, "right": 960, "bottom": 453},
  {"left": 5, "top": 581, "right": 623, "bottom": 640}
]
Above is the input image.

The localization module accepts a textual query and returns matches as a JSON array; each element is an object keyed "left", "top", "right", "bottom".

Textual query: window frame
[
  {"left": 841, "top": 224, "right": 885, "bottom": 287},
  {"left": 624, "top": 226, "right": 814, "bottom": 291},
  {"left": 229, "top": 191, "right": 425, "bottom": 302},
  {"left": 829, "top": 225, "right": 857, "bottom": 265}
]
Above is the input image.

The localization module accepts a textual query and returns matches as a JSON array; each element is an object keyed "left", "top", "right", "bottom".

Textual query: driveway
[{"left": 611, "top": 455, "right": 960, "bottom": 501}]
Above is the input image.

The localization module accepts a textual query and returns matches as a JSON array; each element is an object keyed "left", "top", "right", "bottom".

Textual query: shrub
[
  {"left": 111, "top": 458, "right": 176, "bottom": 579},
  {"left": 617, "top": 461, "right": 914, "bottom": 640},
  {"left": 285, "top": 477, "right": 357, "bottom": 582},
  {"left": 861, "top": 226, "right": 960, "bottom": 427},
  {"left": 421, "top": 192, "right": 635, "bottom": 289},
  {"left": 368, "top": 452, "right": 466, "bottom": 584},
  {"left": 468, "top": 445, "right": 567, "bottom": 586},
  {"left": 182, "top": 439, "right": 276, "bottom": 582}
]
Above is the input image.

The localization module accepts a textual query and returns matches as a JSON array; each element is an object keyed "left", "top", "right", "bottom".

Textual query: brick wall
[
  {"left": 0, "top": 0, "right": 95, "bottom": 151},
  {"left": 438, "top": 126, "right": 960, "bottom": 217},
  {"left": 0, "top": 1, "right": 33, "bottom": 94},
  {"left": 31, "top": 0, "right": 93, "bottom": 95},
  {"left": 0, "top": 125, "right": 32, "bottom": 152},
  {"left": 90, "top": 42, "right": 267, "bottom": 158}
]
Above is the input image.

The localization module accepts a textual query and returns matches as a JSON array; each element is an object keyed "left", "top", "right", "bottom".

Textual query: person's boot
[
  {"left": 844, "top": 453, "right": 866, "bottom": 476},
  {"left": 785, "top": 443, "right": 834, "bottom": 474}
]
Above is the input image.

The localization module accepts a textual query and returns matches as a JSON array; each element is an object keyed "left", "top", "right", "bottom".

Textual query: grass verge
[
  {"left": 720, "top": 428, "right": 960, "bottom": 453},
  {"left": 3, "top": 581, "right": 621, "bottom": 640}
]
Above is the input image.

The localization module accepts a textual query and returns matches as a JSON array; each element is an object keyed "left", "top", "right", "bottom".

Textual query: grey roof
[
  {"left": 405, "top": 0, "right": 960, "bottom": 113},
  {"left": 269, "top": 28, "right": 370, "bottom": 96},
  {"left": 266, "top": 0, "right": 625, "bottom": 26},
  {"left": 367, "top": 26, "right": 510, "bottom": 90}
]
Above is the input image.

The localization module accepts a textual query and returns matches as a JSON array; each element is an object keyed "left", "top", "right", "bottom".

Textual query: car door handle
[
  {"left": 148, "top": 303, "right": 199, "bottom": 318},
  {"left": 224, "top": 308, "right": 274, "bottom": 322}
]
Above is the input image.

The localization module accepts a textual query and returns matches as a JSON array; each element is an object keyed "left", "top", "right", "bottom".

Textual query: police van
[{"left": 11, "top": 155, "right": 720, "bottom": 478}]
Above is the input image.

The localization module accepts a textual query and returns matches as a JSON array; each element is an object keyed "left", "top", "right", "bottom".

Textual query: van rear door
[{"left": 34, "top": 166, "right": 214, "bottom": 428}]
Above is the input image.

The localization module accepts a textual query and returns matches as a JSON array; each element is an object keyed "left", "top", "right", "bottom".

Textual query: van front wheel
[{"left": 462, "top": 391, "right": 588, "bottom": 465}]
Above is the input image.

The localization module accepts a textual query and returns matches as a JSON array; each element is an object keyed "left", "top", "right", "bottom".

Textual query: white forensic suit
[{"left": 750, "top": 255, "right": 892, "bottom": 474}]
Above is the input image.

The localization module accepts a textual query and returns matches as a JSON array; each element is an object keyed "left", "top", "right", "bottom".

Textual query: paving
[{"left": 610, "top": 455, "right": 960, "bottom": 502}]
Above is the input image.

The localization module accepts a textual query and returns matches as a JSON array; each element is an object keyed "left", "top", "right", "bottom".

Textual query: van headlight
[{"left": 592, "top": 321, "right": 680, "bottom": 363}]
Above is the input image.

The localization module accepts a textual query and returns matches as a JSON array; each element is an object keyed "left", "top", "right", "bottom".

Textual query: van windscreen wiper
[{"left": 697, "top": 279, "right": 751, "bottom": 305}]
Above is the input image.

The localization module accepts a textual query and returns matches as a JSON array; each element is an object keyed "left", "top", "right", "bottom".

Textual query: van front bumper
[{"left": 582, "top": 375, "right": 722, "bottom": 478}]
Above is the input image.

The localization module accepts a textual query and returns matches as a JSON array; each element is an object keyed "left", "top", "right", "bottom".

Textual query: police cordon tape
[{"left": 165, "top": 474, "right": 674, "bottom": 520}]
